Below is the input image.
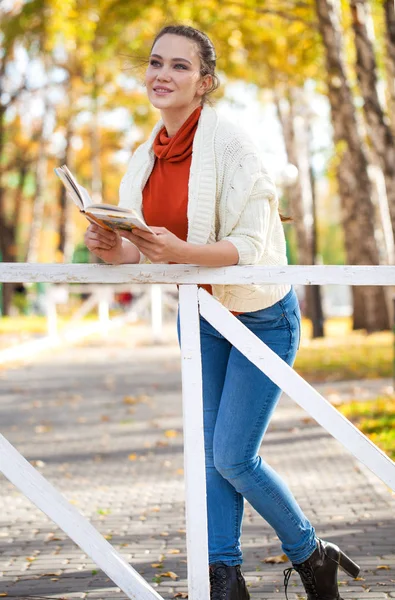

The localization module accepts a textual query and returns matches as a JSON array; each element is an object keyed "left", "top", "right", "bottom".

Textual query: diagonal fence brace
[
  {"left": 198, "top": 288, "right": 395, "bottom": 492},
  {"left": 0, "top": 435, "right": 165, "bottom": 600}
]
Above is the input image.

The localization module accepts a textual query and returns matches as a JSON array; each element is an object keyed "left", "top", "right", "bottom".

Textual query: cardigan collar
[{"left": 119, "top": 104, "right": 219, "bottom": 246}]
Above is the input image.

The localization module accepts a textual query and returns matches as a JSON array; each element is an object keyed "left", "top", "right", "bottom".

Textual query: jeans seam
[{"left": 248, "top": 464, "right": 303, "bottom": 529}]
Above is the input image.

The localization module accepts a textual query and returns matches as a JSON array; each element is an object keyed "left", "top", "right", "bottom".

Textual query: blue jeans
[{"left": 178, "top": 287, "right": 316, "bottom": 566}]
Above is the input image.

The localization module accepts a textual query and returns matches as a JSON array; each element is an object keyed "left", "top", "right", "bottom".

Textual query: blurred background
[
  {"left": 0, "top": 1, "right": 395, "bottom": 559},
  {"left": 1, "top": 0, "right": 395, "bottom": 340}
]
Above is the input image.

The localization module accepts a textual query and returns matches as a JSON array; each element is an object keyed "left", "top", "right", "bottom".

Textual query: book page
[
  {"left": 77, "top": 185, "right": 93, "bottom": 209},
  {"left": 86, "top": 208, "right": 154, "bottom": 234},
  {"left": 54, "top": 168, "right": 84, "bottom": 210}
]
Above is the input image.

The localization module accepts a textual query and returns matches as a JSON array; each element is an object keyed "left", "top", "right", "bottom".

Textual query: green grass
[
  {"left": 294, "top": 339, "right": 392, "bottom": 382},
  {"left": 338, "top": 396, "right": 395, "bottom": 460},
  {"left": 1, "top": 315, "right": 394, "bottom": 382}
]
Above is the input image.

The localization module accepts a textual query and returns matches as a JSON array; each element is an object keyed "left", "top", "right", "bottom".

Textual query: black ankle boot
[
  {"left": 209, "top": 563, "right": 250, "bottom": 600},
  {"left": 283, "top": 538, "right": 360, "bottom": 600}
]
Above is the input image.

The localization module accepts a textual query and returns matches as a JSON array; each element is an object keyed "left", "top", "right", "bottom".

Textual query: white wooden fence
[{"left": 1, "top": 263, "right": 395, "bottom": 600}]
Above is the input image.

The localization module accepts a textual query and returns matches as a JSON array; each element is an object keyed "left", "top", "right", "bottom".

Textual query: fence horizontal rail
[{"left": 1, "top": 263, "right": 395, "bottom": 285}]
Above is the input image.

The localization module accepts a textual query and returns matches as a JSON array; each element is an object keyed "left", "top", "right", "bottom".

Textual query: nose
[{"left": 156, "top": 66, "right": 171, "bottom": 82}]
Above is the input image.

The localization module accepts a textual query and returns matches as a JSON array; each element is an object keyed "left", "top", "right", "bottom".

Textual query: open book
[{"left": 54, "top": 165, "right": 154, "bottom": 234}]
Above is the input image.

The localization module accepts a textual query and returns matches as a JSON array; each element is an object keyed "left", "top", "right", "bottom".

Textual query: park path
[{"left": 0, "top": 323, "right": 394, "bottom": 600}]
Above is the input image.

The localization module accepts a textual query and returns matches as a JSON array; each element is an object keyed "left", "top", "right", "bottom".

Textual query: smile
[{"left": 153, "top": 88, "right": 173, "bottom": 94}]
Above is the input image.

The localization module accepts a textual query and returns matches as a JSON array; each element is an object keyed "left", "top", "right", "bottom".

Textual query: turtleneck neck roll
[{"left": 153, "top": 106, "right": 202, "bottom": 163}]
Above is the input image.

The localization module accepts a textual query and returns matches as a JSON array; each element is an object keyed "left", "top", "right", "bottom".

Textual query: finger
[
  {"left": 130, "top": 227, "right": 157, "bottom": 239},
  {"left": 86, "top": 232, "right": 116, "bottom": 246},
  {"left": 149, "top": 226, "right": 167, "bottom": 235},
  {"left": 87, "top": 231, "right": 117, "bottom": 245},
  {"left": 88, "top": 241, "right": 114, "bottom": 251}
]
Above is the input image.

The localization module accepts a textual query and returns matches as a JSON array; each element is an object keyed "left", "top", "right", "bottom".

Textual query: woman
[{"left": 84, "top": 24, "right": 360, "bottom": 600}]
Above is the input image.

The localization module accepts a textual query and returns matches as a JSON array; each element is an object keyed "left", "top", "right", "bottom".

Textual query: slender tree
[
  {"left": 384, "top": 0, "right": 395, "bottom": 133},
  {"left": 315, "top": 0, "right": 389, "bottom": 331},
  {"left": 350, "top": 0, "right": 395, "bottom": 241}
]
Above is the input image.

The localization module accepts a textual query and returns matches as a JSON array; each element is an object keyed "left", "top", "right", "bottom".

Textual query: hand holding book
[{"left": 54, "top": 164, "right": 155, "bottom": 234}]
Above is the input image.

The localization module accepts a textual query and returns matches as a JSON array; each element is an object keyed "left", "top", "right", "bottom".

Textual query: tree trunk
[
  {"left": 315, "top": 0, "right": 389, "bottom": 332},
  {"left": 26, "top": 113, "right": 48, "bottom": 263},
  {"left": 275, "top": 93, "right": 312, "bottom": 266},
  {"left": 275, "top": 90, "right": 324, "bottom": 336},
  {"left": 58, "top": 120, "right": 75, "bottom": 262},
  {"left": 308, "top": 132, "right": 325, "bottom": 338},
  {"left": 350, "top": 0, "right": 395, "bottom": 242},
  {"left": 91, "top": 70, "right": 102, "bottom": 204},
  {"left": 384, "top": 0, "right": 395, "bottom": 134}
]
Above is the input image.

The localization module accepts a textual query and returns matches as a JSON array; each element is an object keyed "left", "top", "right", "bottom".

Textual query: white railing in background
[{"left": 1, "top": 264, "right": 395, "bottom": 600}]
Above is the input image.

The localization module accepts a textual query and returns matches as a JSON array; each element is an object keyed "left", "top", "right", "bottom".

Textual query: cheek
[{"left": 145, "top": 68, "right": 155, "bottom": 85}]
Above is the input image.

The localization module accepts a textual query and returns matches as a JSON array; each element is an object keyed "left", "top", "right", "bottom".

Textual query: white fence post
[
  {"left": 178, "top": 285, "right": 210, "bottom": 600},
  {"left": 98, "top": 286, "right": 112, "bottom": 336},
  {"left": 46, "top": 287, "right": 58, "bottom": 339},
  {"left": 151, "top": 284, "right": 163, "bottom": 342}
]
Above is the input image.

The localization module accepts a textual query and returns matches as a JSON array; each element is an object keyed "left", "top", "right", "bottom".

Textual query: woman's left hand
[{"left": 122, "top": 227, "right": 186, "bottom": 263}]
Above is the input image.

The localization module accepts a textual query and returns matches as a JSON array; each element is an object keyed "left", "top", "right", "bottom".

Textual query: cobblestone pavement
[{"left": 0, "top": 324, "right": 394, "bottom": 599}]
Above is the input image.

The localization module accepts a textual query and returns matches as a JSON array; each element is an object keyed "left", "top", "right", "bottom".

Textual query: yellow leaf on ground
[
  {"left": 262, "top": 554, "right": 289, "bottom": 564},
  {"left": 168, "top": 549, "right": 181, "bottom": 554},
  {"left": 377, "top": 565, "right": 390, "bottom": 570},
  {"left": 174, "top": 594, "right": 188, "bottom": 598},
  {"left": 162, "top": 571, "right": 178, "bottom": 580},
  {"left": 123, "top": 396, "right": 138, "bottom": 405},
  {"left": 151, "top": 563, "right": 163, "bottom": 568},
  {"left": 128, "top": 454, "right": 137, "bottom": 461},
  {"left": 164, "top": 429, "right": 179, "bottom": 438}
]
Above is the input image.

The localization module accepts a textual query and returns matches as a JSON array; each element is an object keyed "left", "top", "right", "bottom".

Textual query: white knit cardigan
[{"left": 119, "top": 104, "right": 291, "bottom": 312}]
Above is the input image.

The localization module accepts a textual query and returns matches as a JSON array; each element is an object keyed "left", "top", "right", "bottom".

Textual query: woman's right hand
[{"left": 84, "top": 223, "right": 124, "bottom": 264}]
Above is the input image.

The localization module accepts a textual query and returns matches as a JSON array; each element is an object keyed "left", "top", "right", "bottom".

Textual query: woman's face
[{"left": 145, "top": 34, "right": 210, "bottom": 112}]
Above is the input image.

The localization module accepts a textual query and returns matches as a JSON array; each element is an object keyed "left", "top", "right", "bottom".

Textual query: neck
[{"left": 161, "top": 102, "right": 202, "bottom": 137}]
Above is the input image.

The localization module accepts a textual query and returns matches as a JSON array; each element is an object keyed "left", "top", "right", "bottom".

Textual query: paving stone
[{"left": 0, "top": 327, "right": 394, "bottom": 599}]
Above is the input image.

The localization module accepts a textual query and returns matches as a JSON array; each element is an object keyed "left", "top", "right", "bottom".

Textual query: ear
[{"left": 197, "top": 74, "right": 213, "bottom": 97}]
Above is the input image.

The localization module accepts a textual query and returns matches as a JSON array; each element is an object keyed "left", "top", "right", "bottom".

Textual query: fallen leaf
[
  {"left": 377, "top": 565, "right": 390, "bottom": 570},
  {"left": 123, "top": 396, "right": 139, "bottom": 405},
  {"left": 151, "top": 563, "right": 163, "bottom": 568},
  {"left": 35, "top": 424, "right": 52, "bottom": 433},
  {"left": 174, "top": 594, "right": 188, "bottom": 598},
  {"left": 161, "top": 571, "right": 178, "bottom": 580},
  {"left": 164, "top": 429, "right": 179, "bottom": 438},
  {"left": 30, "top": 460, "right": 46, "bottom": 468},
  {"left": 168, "top": 549, "right": 181, "bottom": 554},
  {"left": 160, "top": 532, "right": 169, "bottom": 537},
  {"left": 100, "top": 415, "right": 110, "bottom": 422},
  {"left": 128, "top": 454, "right": 137, "bottom": 461},
  {"left": 262, "top": 554, "right": 289, "bottom": 564}
]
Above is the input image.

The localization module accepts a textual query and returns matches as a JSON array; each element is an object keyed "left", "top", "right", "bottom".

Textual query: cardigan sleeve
[{"left": 220, "top": 158, "right": 278, "bottom": 265}]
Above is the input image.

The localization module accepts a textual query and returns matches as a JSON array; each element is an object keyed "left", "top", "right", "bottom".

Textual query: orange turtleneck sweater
[
  {"left": 142, "top": 106, "right": 241, "bottom": 312},
  {"left": 142, "top": 106, "right": 201, "bottom": 241}
]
